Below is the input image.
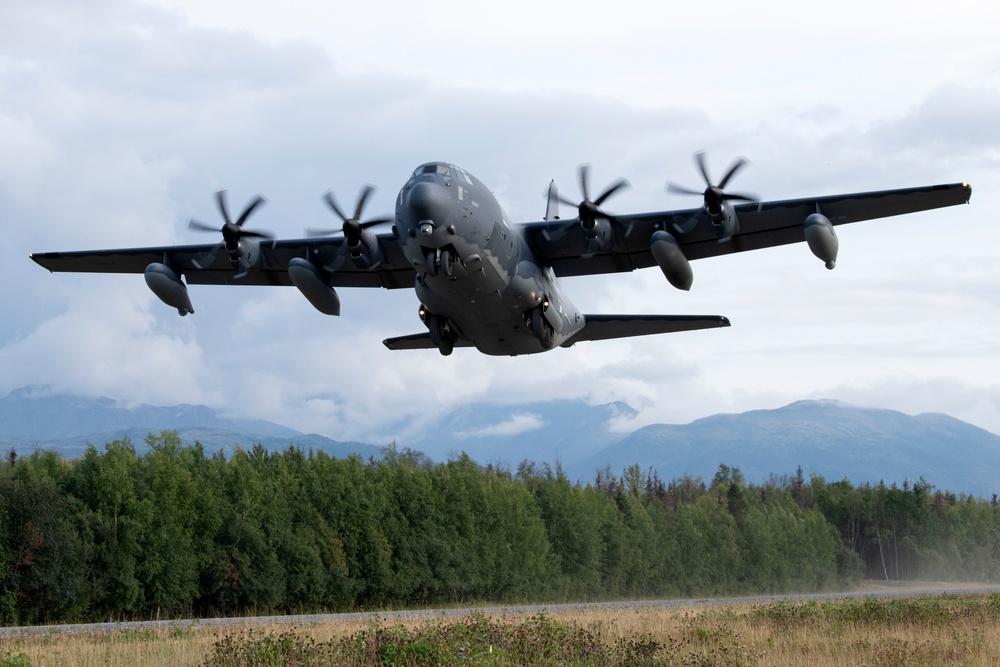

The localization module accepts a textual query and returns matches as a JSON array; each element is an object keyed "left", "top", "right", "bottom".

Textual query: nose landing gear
[{"left": 424, "top": 247, "right": 455, "bottom": 278}]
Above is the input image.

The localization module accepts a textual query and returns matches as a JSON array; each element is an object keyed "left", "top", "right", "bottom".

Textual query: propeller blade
[
  {"left": 556, "top": 194, "right": 580, "bottom": 209},
  {"left": 695, "top": 151, "right": 712, "bottom": 186},
  {"left": 306, "top": 227, "right": 338, "bottom": 237},
  {"left": 666, "top": 183, "right": 703, "bottom": 196},
  {"left": 215, "top": 190, "right": 232, "bottom": 225},
  {"left": 192, "top": 243, "right": 223, "bottom": 270},
  {"left": 235, "top": 195, "right": 267, "bottom": 227},
  {"left": 241, "top": 228, "right": 275, "bottom": 240},
  {"left": 359, "top": 216, "right": 393, "bottom": 229},
  {"left": 323, "top": 191, "right": 348, "bottom": 222},
  {"left": 324, "top": 246, "right": 348, "bottom": 272},
  {"left": 233, "top": 257, "right": 250, "bottom": 280},
  {"left": 188, "top": 218, "right": 219, "bottom": 233},
  {"left": 718, "top": 158, "right": 749, "bottom": 189},
  {"left": 190, "top": 190, "right": 271, "bottom": 276},
  {"left": 354, "top": 185, "right": 375, "bottom": 220},
  {"left": 595, "top": 179, "right": 630, "bottom": 206},
  {"left": 578, "top": 165, "right": 591, "bottom": 202},
  {"left": 542, "top": 224, "right": 567, "bottom": 242},
  {"left": 323, "top": 186, "right": 389, "bottom": 229},
  {"left": 667, "top": 151, "right": 758, "bottom": 236},
  {"left": 560, "top": 167, "right": 630, "bottom": 216},
  {"left": 673, "top": 216, "right": 700, "bottom": 235}
]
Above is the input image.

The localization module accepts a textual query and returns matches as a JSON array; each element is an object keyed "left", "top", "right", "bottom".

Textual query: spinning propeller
[
  {"left": 558, "top": 165, "right": 630, "bottom": 233},
  {"left": 667, "top": 152, "right": 756, "bottom": 234},
  {"left": 188, "top": 190, "right": 272, "bottom": 272},
  {"left": 309, "top": 185, "right": 392, "bottom": 270}
]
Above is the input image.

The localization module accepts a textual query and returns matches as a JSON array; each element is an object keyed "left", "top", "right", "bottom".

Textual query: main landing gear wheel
[
  {"left": 427, "top": 313, "right": 454, "bottom": 356},
  {"left": 530, "top": 305, "right": 554, "bottom": 350}
]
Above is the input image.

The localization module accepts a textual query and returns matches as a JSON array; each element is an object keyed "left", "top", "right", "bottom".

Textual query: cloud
[
  {"left": 2, "top": 0, "right": 998, "bottom": 445},
  {"left": 454, "top": 413, "right": 547, "bottom": 438},
  {"left": 0, "top": 284, "right": 214, "bottom": 407}
]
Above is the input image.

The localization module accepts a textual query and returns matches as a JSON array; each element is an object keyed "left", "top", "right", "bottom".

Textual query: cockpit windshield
[{"left": 412, "top": 163, "right": 451, "bottom": 178}]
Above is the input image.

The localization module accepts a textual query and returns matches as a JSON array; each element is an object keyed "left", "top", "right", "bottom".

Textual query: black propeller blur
[
  {"left": 667, "top": 153, "right": 756, "bottom": 233},
  {"left": 558, "top": 165, "right": 630, "bottom": 233},
  {"left": 311, "top": 185, "right": 392, "bottom": 250},
  {"left": 188, "top": 190, "right": 271, "bottom": 268}
]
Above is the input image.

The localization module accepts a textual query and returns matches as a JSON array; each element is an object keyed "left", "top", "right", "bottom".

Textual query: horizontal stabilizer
[
  {"left": 383, "top": 332, "right": 475, "bottom": 351},
  {"left": 563, "top": 314, "right": 730, "bottom": 346}
]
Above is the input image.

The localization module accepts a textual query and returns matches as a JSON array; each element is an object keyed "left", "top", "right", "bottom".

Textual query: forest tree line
[{"left": 0, "top": 431, "right": 998, "bottom": 625}]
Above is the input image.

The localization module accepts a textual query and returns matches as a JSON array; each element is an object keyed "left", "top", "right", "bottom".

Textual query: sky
[{"left": 1, "top": 0, "right": 998, "bottom": 444}]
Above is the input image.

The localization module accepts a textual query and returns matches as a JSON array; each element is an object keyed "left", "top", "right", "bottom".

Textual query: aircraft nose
[{"left": 405, "top": 180, "right": 451, "bottom": 224}]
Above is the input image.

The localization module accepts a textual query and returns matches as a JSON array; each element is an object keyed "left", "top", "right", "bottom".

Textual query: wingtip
[{"left": 28, "top": 253, "right": 51, "bottom": 272}]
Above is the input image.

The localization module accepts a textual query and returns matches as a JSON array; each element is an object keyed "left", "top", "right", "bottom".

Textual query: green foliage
[
  {"left": 750, "top": 593, "right": 1000, "bottom": 630},
  {"left": 0, "top": 651, "right": 31, "bottom": 667},
  {"left": 0, "top": 436, "right": 998, "bottom": 623},
  {"left": 205, "top": 613, "right": 664, "bottom": 667}
]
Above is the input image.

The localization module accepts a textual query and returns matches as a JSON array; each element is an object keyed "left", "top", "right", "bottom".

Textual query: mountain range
[
  {"left": 0, "top": 385, "right": 382, "bottom": 461},
  {"left": 2, "top": 385, "right": 998, "bottom": 497}
]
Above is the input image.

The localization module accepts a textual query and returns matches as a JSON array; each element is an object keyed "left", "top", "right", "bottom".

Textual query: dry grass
[{"left": 3, "top": 594, "right": 1000, "bottom": 666}]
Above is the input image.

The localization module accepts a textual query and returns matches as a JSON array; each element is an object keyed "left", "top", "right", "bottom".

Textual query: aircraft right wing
[{"left": 524, "top": 183, "right": 972, "bottom": 277}]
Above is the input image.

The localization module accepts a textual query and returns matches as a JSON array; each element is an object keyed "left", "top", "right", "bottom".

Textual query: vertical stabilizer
[{"left": 544, "top": 180, "right": 560, "bottom": 221}]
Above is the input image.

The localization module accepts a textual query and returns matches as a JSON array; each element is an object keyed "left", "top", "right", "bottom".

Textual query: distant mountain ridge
[
  {"left": 0, "top": 385, "right": 382, "bottom": 460},
  {"left": 2, "top": 387, "right": 998, "bottom": 497},
  {"left": 566, "top": 400, "right": 1000, "bottom": 498}
]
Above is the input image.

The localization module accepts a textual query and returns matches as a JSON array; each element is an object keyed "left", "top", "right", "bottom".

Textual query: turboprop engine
[
  {"left": 804, "top": 212, "right": 839, "bottom": 269},
  {"left": 144, "top": 263, "right": 194, "bottom": 316},
  {"left": 667, "top": 153, "right": 756, "bottom": 243},
  {"left": 650, "top": 230, "right": 693, "bottom": 291}
]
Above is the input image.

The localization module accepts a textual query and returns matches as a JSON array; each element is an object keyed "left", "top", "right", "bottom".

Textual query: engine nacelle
[
  {"left": 144, "top": 263, "right": 194, "bottom": 316},
  {"left": 350, "top": 229, "right": 385, "bottom": 268},
  {"left": 650, "top": 230, "right": 693, "bottom": 291},
  {"left": 583, "top": 218, "right": 614, "bottom": 253},
  {"left": 288, "top": 257, "right": 341, "bottom": 316},
  {"left": 708, "top": 204, "right": 739, "bottom": 242},
  {"left": 804, "top": 213, "right": 838, "bottom": 269}
]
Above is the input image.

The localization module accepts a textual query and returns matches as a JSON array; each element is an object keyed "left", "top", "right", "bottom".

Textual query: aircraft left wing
[
  {"left": 30, "top": 234, "right": 417, "bottom": 289},
  {"left": 525, "top": 182, "right": 972, "bottom": 277}
]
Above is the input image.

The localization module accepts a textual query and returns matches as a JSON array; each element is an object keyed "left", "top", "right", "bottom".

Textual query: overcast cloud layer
[{"left": 1, "top": 0, "right": 998, "bottom": 443}]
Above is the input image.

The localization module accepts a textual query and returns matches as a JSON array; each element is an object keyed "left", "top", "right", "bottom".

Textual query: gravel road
[{"left": 3, "top": 581, "right": 998, "bottom": 638}]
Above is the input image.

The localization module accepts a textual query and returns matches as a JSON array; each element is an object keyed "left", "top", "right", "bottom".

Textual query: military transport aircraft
[{"left": 30, "top": 154, "right": 972, "bottom": 356}]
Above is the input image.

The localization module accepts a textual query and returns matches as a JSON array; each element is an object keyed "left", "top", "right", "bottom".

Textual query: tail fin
[{"left": 544, "top": 180, "right": 560, "bottom": 221}]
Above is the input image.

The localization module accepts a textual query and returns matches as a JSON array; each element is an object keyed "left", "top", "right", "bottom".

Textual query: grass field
[{"left": 2, "top": 593, "right": 1000, "bottom": 666}]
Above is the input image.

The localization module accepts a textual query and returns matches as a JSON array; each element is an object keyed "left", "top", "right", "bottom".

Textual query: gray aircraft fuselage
[{"left": 396, "top": 162, "right": 582, "bottom": 355}]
